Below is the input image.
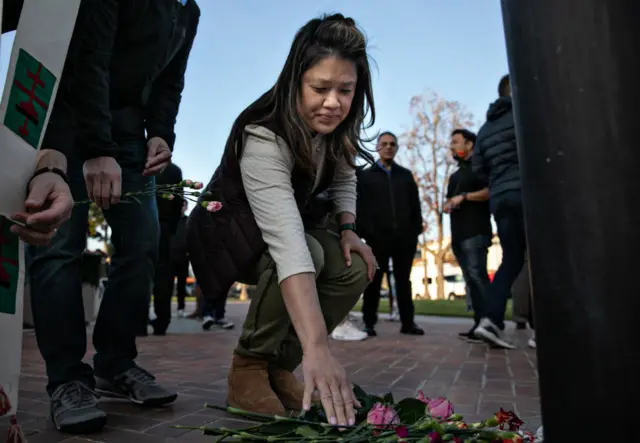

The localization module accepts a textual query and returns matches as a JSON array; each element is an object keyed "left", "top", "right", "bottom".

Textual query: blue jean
[
  {"left": 452, "top": 234, "right": 491, "bottom": 325},
  {"left": 28, "top": 139, "right": 159, "bottom": 396},
  {"left": 485, "top": 192, "right": 527, "bottom": 329}
]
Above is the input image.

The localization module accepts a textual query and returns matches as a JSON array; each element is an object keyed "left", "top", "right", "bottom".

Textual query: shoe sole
[
  {"left": 474, "top": 326, "right": 516, "bottom": 349},
  {"left": 55, "top": 414, "right": 107, "bottom": 434},
  {"left": 95, "top": 388, "right": 177, "bottom": 407},
  {"left": 330, "top": 335, "right": 368, "bottom": 341}
]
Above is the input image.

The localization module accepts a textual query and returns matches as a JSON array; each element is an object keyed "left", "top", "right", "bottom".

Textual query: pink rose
[
  {"left": 416, "top": 391, "right": 454, "bottom": 419},
  {"left": 366, "top": 402, "right": 399, "bottom": 427},
  {"left": 193, "top": 181, "right": 204, "bottom": 190},
  {"left": 184, "top": 179, "right": 193, "bottom": 186},
  {"left": 205, "top": 201, "right": 223, "bottom": 212}
]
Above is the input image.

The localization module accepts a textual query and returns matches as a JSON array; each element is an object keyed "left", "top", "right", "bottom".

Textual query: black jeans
[
  {"left": 485, "top": 192, "right": 527, "bottom": 329},
  {"left": 362, "top": 234, "right": 418, "bottom": 329},
  {"left": 28, "top": 138, "right": 159, "bottom": 396},
  {"left": 452, "top": 234, "right": 491, "bottom": 326},
  {"left": 153, "top": 222, "right": 176, "bottom": 333},
  {"left": 174, "top": 259, "right": 189, "bottom": 310},
  {"left": 202, "top": 288, "right": 228, "bottom": 320}
]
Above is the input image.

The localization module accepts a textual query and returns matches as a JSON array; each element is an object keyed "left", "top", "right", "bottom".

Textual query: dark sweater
[
  {"left": 446, "top": 159, "right": 491, "bottom": 244},
  {"left": 473, "top": 97, "right": 521, "bottom": 203},
  {"left": 356, "top": 161, "right": 423, "bottom": 241},
  {"left": 2, "top": 0, "right": 200, "bottom": 160}
]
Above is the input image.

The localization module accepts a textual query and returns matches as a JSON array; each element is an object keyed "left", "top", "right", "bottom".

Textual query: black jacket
[
  {"left": 446, "top": 158, "right": 491, "bottom": 244},
  {"left": 356, "top": 162, "right": 423, "bottom": 241},
  {"left": 473, "top": 97, "right": 521, "bottom": 202},
  {"left": 2, "top": 0, "right": 200, "bottom": 161}
]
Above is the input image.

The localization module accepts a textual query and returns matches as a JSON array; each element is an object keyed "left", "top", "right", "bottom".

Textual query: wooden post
[{"left": 501, "top": 1, "right": 640, "bottom": 439}]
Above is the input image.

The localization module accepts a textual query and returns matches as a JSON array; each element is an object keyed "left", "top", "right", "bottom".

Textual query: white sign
[{"left": 0, "top": 0, "right": 81, "bottom": 418}]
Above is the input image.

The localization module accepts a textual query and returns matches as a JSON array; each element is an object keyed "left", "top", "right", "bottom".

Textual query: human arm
[
  {"left": 471, "top": 135, "right": 489, "bottom": 186},
  {"left": 10, "top": 150, "right": 73, "bottom": 245},
  {"left": 145, "top": 5, "right": 200, "bottom": 151},
  {"left": 328, "top": 157, "right": 377, "bottom": 278},
  {"left": 447, "top": 187, "right": 489, "bottom": 210},
  {"left": 40, "top": 0, "right": 121, "bottom": 208},
  {"left": 409, "top": 172, "right": 424, "bottom": 236}
]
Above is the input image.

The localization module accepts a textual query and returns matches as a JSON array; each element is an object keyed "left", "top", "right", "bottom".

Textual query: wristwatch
[
  {"left": 461, "top": 192, "right": 468, "bottom": 201},
  {"left": 339, "top": 223, "right": 357, "bottom": 233}
]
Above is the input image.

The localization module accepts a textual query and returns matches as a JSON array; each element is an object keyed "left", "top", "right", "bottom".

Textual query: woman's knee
[{"left": 344, "top": 252, "right": 370, "bottom": 295}]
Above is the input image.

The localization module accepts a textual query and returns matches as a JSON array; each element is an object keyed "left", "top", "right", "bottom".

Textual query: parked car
[{"left": 444, "top": 274, "right": 466, "bottom": 300}]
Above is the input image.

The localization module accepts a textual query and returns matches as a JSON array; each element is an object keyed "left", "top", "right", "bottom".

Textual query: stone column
[{"left": 501, "top": 1, "right": 640, "bottom": 440}]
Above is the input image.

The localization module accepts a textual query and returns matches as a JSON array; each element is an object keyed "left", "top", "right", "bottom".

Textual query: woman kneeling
[{"left": 188, "top": 14, "right": 377, "bottom": 428}]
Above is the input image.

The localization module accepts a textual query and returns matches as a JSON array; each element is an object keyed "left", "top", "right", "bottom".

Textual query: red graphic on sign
[
  {"left": 13, "top": 64, "right": 48, "bottom": 138},
  {"left": 0, "top": 219, "right": 18, "bottom": 289}
]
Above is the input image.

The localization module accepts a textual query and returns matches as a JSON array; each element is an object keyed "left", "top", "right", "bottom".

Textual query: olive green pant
[{"left": 235, "top": 229, "right": 370, "bottom": 371}]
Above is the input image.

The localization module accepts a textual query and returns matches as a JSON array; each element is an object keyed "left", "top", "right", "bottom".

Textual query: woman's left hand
[{"left": 339, "top": 230, "right": 377, "bottom": 281}]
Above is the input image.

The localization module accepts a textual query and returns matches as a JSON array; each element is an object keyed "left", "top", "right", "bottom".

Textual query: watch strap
[
  {"left": 339, "top": 222, "right": 357, "bottom": 233},
  {"left": 29, "top": 167, "right": 69, "bottom": 186}
]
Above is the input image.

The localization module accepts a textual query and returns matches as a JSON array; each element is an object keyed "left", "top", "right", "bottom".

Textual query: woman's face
[{"left": 298, "top": 56, "right": 357, "bottom": 135}]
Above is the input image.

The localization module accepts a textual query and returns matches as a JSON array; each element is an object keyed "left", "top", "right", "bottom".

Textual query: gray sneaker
[
  {"left": 95, "top": 366, "right": 177, "bottom": 406},
  {"left": 202, "top": 315, "right": 234, "bottom": 330},
  {"left": 50, "top": 381, "right": 106, "bottom": 433}
]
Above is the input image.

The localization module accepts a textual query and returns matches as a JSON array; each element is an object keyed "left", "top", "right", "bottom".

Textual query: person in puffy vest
[
  {"left": 188, "top": 13, "right": 378, "bottom": 428},
  {"left": 472, "top": 74, "right": 527, "bottom": 349}
]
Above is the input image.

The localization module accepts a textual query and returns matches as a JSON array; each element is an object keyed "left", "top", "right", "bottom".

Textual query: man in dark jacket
[
  {"left": 172, "top": 199, "right": 191, "bottom": 317},
  {"left": 472, "top": 74, "right": 526, "bottom": 349},
  {"left": 357, "top": 132, "right": 425, "bottom": 337},
  {"left": 444, "top": 129, "right": 492, "bottom": 342},
  {"left": 17, "top": 0, "right": 200, "bottom": 433},
  {"left": 151, "top": 162, "right": 184, "bottom": 335}
]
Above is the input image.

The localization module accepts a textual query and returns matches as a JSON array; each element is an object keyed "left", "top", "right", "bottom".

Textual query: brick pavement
[{"left": 4, "top": 302, "right": 541, "bottom": 442}]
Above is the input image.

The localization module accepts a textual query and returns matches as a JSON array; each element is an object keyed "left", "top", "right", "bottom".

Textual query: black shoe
[
  {"left": 458, "top": 327, "right": 483, "bottom": 343},
  {"left": 400, "top": 325, "right": 425, "bottom": 335},
  {"left": 149, "top": 319, "right": 167, "bottom": 336},
  {"left": 365, "top": 326, "right": 377, "bottom": 337},
  {"left": 95, "top": 367, "right": 177, "bottom": 407},
  {"left": 474, "top": 318, "right": 516, "bottom": 349},
  {"left": 50, "top": 381, "right": 106, "bottom": 434}
]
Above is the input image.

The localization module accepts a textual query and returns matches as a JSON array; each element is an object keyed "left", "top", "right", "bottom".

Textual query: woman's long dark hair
[{"left": 227, "top": 13, "right": 376, "bottom": 173}]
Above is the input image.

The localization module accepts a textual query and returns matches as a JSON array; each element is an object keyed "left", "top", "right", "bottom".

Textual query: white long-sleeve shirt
[{"left": 239, "top": 125, "right": 356, "bottom": 283}]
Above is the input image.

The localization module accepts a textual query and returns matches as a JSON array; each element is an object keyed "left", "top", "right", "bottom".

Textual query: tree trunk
[
  {"left": 435, "top": 254, "right": 445, "bottom": 300},
  {"left": 421, "top": 234, "right": 429, "bottom": 299}
]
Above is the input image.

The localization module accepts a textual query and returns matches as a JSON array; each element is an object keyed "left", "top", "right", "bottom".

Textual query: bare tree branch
[{"left": 400, "top": 90, "right": 474, "bottom": 299}]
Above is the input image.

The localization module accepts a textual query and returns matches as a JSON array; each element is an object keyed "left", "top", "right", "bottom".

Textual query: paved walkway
[{"left": 6, "top": 302, "right": 541, "bottom": 442}]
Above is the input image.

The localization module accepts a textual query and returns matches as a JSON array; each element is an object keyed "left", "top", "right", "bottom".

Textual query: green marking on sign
[
  {"left": 4, "top": 48, "right": 56, "bottom": 149},
  {"left": 0, "top": 217, "right": 19, "bottom": 315}
]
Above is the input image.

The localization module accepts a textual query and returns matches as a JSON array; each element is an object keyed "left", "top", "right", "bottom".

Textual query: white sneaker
[
  {"left": 388, "top": 303, "right": 400, "bottom": 322},
  {"left": 528, "top": 332, "right": 536, "bottom": 349},
  {"left": 474, "top": 318, "right": 516, "bottom": 349},
  {"left": 331, "top": 320, "right": 368, "bottom": 341},
  {"left": 176, "top": 309, "right": 185, "bottom": 318}
]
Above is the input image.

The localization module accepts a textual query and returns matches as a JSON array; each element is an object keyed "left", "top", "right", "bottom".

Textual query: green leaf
[
  {"left": 395, "top": 398, "right": 428, "bottom": 424},
  {"left": 296, "top": 425, "right": 320, "bottom": 438},
  {"left": 382, "top": 392, "right": 394, "bottom": 404}
]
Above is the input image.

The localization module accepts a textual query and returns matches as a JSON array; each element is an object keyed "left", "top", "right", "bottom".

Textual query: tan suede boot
[
  {"left": 227, "top": 355, "right": 286, "bottom": 415},
  {"left": 268, "top": 367, "right": 320, "bottom": 411}
]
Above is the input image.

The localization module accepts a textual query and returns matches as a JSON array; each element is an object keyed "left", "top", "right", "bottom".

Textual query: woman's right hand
[{"left": 302, "top": 346, "right": 361, "bottom": 427}]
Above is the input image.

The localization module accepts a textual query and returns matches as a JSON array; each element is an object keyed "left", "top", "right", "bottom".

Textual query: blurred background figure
[
  {"left": 151, "top": 161, "right": 184, "bottom": 335},
  {"left": 171, "top": 200, "right": 191, "bottom": 318}
]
